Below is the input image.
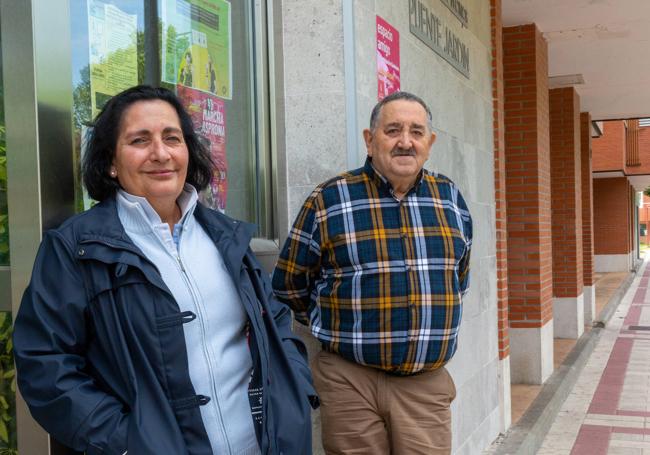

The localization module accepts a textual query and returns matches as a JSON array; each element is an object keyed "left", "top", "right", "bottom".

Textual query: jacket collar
[
  {"left": 194, "top": 203, "right": 256, "bottom": 273},
  {"left": 78, "top": 195, "right": 257, "bottom": 275}
]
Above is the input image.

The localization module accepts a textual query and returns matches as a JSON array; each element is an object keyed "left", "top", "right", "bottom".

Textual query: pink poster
[
  {"left": 376, "top": 16, "right": 400, "bottom": 100},
  {"left": 177, "top": 85, "right": 228, "bottom": 212}
]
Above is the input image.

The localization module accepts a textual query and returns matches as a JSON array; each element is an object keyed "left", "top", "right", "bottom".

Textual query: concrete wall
[{"left": 279, "top": 1, "right": 499, "bottom": 453}]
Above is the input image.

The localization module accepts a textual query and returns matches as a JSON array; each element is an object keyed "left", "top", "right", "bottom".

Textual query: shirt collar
[{"left": 363, "top": 157, "right": 425, "bottom": 197}]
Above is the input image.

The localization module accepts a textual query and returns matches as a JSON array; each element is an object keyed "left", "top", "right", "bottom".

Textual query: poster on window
[
  {"left": 161, "top": 0, "right": 232, "bottom": 99},
  {"left": 177, "top": 85, "right": 228, "bottom": 211},
  {"left": 88, "top": 0, "right": 138, "bottom": 118},
  {"left": 376, "top": 16, "right": 400, "bottom": 100}
]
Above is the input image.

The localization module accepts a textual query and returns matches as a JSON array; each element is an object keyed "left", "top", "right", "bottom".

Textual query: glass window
[
  {"left": 0, "top": 18, "right": 17, "bottom": 455},
  {"left": 71, "top": 0, "right": 146, "bottom": 212},
  {"left": 160, "top": 0, "right": 259, "bottom": 226},
  {"left": 71, "top": 0, "right": 264, "bottom": 235},
  {"left": 0, "top": 21, "right": 8, "bottom": 267}
]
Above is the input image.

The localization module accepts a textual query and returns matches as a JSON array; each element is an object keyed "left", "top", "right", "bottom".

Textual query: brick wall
[
  {"left": 593, "top": 121, "right": 626, "bottom": 172},
  {"left": 627, "top": 187, "right": 636, "bottom": 255},
  {"left": 580, "top": 113, "right": 594, "bottom": 287},
  {"left": 491, "top": 0, "right": 508, "bottom": 360},
  {"left": 503, "top": 24, "right": 553, "bottom": 327},
  {"left": 549, "top": 87, "right": 583, "bottom": 297},
  {"left": 593, "top": 177, "right": 632, "bottom": 255}
]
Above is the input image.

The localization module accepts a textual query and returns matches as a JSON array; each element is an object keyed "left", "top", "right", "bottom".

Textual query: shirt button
[{"left": 77, "top": 248, "right": 85, "bottom": 256}]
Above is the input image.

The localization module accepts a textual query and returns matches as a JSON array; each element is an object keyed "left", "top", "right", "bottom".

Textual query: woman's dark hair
[{"left": 82, "top": 85, "right": 213, "bottom": 201}]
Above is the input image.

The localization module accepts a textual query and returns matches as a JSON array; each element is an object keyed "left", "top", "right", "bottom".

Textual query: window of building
[
  {"left": 70, "top": 0, "right": 268, "bottom": 236},
  {"left": 0, "top": 21, "right": 8, "bottom": 267},
  {"left": 0, "top": 15, "right": 17, "bottom": 454}
]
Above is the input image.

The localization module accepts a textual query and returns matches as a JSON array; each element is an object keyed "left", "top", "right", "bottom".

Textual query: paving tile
[
  {"left": 585, "top": 418, "right": 645, "bottom": 429},
  {"left": 588, "top": 414, "right": 646, "bottom": 423},
  {"left": 609, "top": 439, "right": 650, "bottom": 449},
  {"left": 606, "top": 447, "right": 644, "bottom": 455},
  {"left": 611, "top": 432, "right": 645, "bottom": 441}
]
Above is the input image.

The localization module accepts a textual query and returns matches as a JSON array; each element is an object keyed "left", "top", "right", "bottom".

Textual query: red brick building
[
  {"left": 493, "top": 2, "right": 650, "bottom": 431},
  {"left": 592, "top": 120, "right": 649, "bottom": 273}
]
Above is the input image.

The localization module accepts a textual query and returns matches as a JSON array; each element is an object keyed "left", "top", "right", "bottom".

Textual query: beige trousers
[{"left": 312, "top": 350, "right": 456, "bottom": 455}]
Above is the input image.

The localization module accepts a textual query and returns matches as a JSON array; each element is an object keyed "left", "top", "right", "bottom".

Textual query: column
[
  {"left": 549, "top": 87, "right": 584, "bottom": 339},
  {"left": 503, "top": 24, "right": 553, "bottom": 384},
  {"left": 580, "top": 113, "right": 596, "bottom": 323},
  {"left": 491, "top": 0, "right": 511, "bottom": 431}
]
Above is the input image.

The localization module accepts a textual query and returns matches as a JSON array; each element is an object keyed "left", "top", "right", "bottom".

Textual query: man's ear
[
  {"left": 429, "top": 131, "right": 437, "bottom": 147},
  {"left": 363, "top": 129, "right": 373, "bottom": 156}
]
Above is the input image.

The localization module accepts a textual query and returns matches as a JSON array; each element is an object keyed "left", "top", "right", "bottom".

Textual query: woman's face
[{"left": 111, "top": 100, "right": 189, "bottom": 207}]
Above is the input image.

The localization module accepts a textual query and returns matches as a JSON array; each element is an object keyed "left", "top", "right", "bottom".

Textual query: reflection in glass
[
  {"left": 0, "top": 24, "right": 8, "bottom": 266},
  {"left": 71, "top": 0, "right": 262, "bottom": 236},
  {"left": 71, "top": 0, "right": 145, "bottom": 212},
  {"left": 160, "top": 0, "right": 258, "bottom": 227},
  {"left": 0, "top": 20, "right": 16, "bottom": 455}
]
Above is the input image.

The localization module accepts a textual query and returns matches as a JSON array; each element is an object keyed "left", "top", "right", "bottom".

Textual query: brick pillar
[
  {"left": 593, "top": 177, "right": 632, "bottom": 271},
  {"left": 492, "top": 0, "right": 508, "bottom": 364},
  {"left": 629, "top": 183, "right": 637, "bottom": 270},
  {"left": 503, "top": 24, "right": 553, "bottom": 384},
  {"left": 549, "top": 88, "right": 584, "bottom": 339},
  {"left": 491, "top": 0, "right": 511, "bottom": 432},
  {"left": 580, "top": 113, "right": 595, "bottom": 322}
]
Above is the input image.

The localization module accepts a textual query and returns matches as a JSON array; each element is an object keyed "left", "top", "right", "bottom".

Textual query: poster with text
[
  {"left": 177, "top": 85, "right": 228, "bottom": 211},
  {"left": 376, "top": 16, "right": 400, "bottom": 100},
  {"left": 88, "top": 0, "right": 138, "bottom": 118},
  {"left": 162, "top": 0, "right": 232, "bottom": 99}
]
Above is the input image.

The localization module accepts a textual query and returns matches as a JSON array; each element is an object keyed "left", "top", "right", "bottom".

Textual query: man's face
[{"left": 363, "top": 100, "right": 436, "bottom": 191}]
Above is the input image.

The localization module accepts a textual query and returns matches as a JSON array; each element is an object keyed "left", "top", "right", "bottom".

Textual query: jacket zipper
[{"left": 176, "top": 234, "right": 233, "bottom": 454}]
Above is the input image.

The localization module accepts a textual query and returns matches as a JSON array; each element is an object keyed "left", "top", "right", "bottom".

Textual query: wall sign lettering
[{"left": 408, "top": 0, "right": 470, "bottom": 78}]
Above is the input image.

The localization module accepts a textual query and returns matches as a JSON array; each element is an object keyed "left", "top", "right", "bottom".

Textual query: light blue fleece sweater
[{"left": 116, "top": 186, "right": 260, "bottom": 455}]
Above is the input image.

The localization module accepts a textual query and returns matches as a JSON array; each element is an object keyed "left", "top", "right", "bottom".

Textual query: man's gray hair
[{"left": 369, "top": 91, "right": 433, "bottom": 132}]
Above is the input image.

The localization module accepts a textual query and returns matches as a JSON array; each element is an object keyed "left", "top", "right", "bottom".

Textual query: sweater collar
[{"left": 116, "top": 185, "right": 198, "bottom": 235}]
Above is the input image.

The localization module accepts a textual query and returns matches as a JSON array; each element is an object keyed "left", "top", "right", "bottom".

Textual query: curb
[{"left": 487, "top": 268, "right": 639, "bottom": 455}]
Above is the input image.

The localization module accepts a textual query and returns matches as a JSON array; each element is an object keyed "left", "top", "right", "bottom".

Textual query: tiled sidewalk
[{"left": 538, "top": 260, "right": 650, "bottom": 455}]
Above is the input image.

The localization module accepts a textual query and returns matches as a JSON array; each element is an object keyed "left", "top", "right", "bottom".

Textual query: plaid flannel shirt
[{"left": 272, "top": 159, "right": 472, "bottom": 375}]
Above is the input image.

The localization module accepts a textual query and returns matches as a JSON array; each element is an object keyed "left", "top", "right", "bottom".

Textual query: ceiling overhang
[{"left": 502, "top": 0, "right": 650, "bottom": 121}]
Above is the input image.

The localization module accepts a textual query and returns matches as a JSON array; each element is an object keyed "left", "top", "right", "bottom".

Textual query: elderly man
[{"left": 272, "top": 91, "right": 472, "bottom": 454}]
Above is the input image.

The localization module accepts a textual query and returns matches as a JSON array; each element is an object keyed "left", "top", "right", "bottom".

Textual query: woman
[{"left": 13, "top": 86, "right": 316, "bottom": 455}]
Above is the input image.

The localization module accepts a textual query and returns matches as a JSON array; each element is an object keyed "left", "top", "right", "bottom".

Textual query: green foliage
[
  {"left": 644, "top": 187, "right": 650, "bottom": 197},
  {"left": 0, "top": 312, "right": 16, "bottom": 454}
]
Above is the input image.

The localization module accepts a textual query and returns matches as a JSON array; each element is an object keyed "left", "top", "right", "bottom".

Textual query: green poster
[
  {"left": 162, "top": 0, "right": 232, "bottom": 99},
  {"left": 88, "top": 0, "right": 138, "bottom": 118}
]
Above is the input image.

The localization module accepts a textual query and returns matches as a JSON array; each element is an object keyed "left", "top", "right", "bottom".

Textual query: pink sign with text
[
  {"left": 376, "top": 15, "right": 400, "bottom": 100},
  {"left": 177, "top": 85, "right": 228, "bottom": 212}
]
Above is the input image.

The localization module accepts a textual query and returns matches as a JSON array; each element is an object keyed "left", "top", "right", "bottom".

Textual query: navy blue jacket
[{"left": 13, "top": 197, "right": 316, "bottom": 454}]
